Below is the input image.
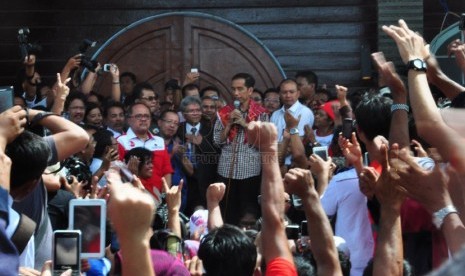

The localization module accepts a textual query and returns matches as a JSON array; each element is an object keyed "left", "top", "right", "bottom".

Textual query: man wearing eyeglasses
[
  {"left": 177, "top": 96, "right": 219, "bottom": 215},
  {"left": 117, "top": 102, "right": 173, "bottom": 204}
]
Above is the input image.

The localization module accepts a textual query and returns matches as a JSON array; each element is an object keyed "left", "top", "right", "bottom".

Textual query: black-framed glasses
[
  {"left": 132, "top": 114, "right": 151, "bottom": 120},
  {"left": 141, "top": 96, "right": 157, "bottom": 101}
]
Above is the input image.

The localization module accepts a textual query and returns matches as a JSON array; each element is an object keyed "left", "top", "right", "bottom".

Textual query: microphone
[{"left": 233, "top": 100, "right": 240, "bottom": 110}]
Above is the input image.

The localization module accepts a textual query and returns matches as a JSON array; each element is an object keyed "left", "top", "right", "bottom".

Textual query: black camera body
[
  {"left": 62, "top": 157, "right": 92, "bottom": 187},
  {"left": 78, "top": 39, "right": 98, "bottom": 72},
  {"left": 17, "top": 27, "right": 42, "bottom": 61}
]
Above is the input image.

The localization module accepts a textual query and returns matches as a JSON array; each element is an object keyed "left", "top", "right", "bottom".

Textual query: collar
[
  {"left": 186, "top": 122, "right": 200, "bottom": 134},
  {"left": 126, "top": 127, "right": 153, "bottom": 141},
  {"left": 280, "top": 100, "right": 301, "bottom": 114}
]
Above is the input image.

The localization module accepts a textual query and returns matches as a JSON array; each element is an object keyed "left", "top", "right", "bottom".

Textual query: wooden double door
[{"left": 93, "top": 12, "right": 285, "bottom": 102}]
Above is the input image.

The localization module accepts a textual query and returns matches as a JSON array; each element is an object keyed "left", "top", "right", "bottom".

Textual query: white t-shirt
[
  {"left": 314, "top": 130, "right": 334, "bottom": 147},
  {"left": 320, "top": 168, "right": 374, "bottom": 276}
]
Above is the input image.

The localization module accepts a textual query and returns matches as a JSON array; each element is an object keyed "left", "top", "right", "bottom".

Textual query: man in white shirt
[{"left": 271, "top": 79, "right": 314, "bottom": 142}]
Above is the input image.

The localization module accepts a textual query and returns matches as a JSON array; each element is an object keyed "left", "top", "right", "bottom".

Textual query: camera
[
  {"left": 17, "top": 27, "right": 42, "bottom": 61},
  {"left": 62, "top": 157, "right": 92, "bottom": 187},
  {"left": 78, "top": 39, "right": 98, "bottom": 72}
]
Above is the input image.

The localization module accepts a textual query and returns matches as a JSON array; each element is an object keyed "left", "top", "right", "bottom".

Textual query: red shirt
[{"left": 117, "top": 128, "right": 173, "bottom": 199}]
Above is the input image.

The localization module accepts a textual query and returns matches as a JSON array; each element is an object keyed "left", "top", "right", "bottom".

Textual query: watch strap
[{"left": 433, "top": 205, "right": 458, "bottom": 229}]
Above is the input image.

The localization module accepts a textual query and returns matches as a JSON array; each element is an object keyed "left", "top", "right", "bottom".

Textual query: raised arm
[
  {"left": 27, "top": 84, "right": 89, "bottom": 161},
  {"left": 284, "top": 111, "right": 307, "bottom": 168},
  {"left": 247, "top": 122, "right": 294, "bottom": 265},
  {"left": 284, "top": 168, "right": 342, "bottom": 276},
  {"left": 206, "top": 183, "right": 225, "bottom": 230},
  {"left": 163, "top": 178, "right": 183, "bottom": 239},
  {"left": 372, "top": 144, "right": 405, "bottom": 276},
  {"left": 107, "top": 171, "right": 155, "bottom": 276},
  {"left": 426, "top": 52, "right": 465, "bottom": 101},
  {"left": 383, "top": 19, "right": 465, "bottom": 173},
  {"left": 372, "top": 52, "right": 410, "bottom": 149},
  {"left": 109, "top": 64, "right": 122, "bottom": 102}
]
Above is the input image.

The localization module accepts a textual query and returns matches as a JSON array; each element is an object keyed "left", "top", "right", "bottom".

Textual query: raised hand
[
  {"left": 206, "top": 182, "right": 226, "bottom": 206},
  {"left": 284, "top": 110, "right": 300, "bottom": 130},
  {"left": 283, "top": 168, "right": 316, "bottom": 198}
]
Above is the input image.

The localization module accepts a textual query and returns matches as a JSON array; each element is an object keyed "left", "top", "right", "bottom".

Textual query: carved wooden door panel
[{"left": 93, "top": 12, "right": 285, "bottom": 102}]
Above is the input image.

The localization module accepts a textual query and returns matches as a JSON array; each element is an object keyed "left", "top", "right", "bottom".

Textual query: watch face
[
  {"left": 413, "top": 59, "right": 423, "bottom": 69},
  {"left": 290, "top": 128, "right": 298, "bottom": 135}
]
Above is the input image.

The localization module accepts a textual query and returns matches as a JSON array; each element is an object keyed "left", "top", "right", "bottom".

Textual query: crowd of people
[{"left": 2, "top": 19, "right": 465, "bottom": 275}]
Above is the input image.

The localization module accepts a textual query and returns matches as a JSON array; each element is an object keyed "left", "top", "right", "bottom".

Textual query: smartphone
[
  {"left": 300, "top": 220, "right": 310, "bottom": 250},
  {"left": 190, "top": 68, "right": 198, "bottom": 73},
  {"left": 313, "top": 146, "right": 328, "bottom": 161},
  {"left": 285, "top": 224, "right": 300, "bottom": 240},
  {"left": 342, "top": 118, "right": 353, "bottom": 139},
  {"left": 68, "top": 199, "right": 106, "bottom": 258},
  {"left": 363, "top": 152, "right": 370, "bottom": 167},
  {"left": 103, "top": 64, "right": 112, "bottom": 72},
  {"left": 53, "top": 230, "right": 81, "bottom": 276},
  {"left": 291, "top": 194, "right": 302, "bottom": 209},
  {"left": 0, "top": 86, "right": 14, "bottom": 113}
]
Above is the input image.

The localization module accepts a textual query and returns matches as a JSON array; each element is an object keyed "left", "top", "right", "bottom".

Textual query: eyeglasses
[
  {"left": 265, "top": 98, "right": 280, "bottom": 103},
  {"left": 131, "top": 114, "right": 151, "bottom": 120},
  {"left": 252, "top": 97, "right": 262, "bottom": 102},
  {"left": 162, "top": 119, "right": 179, "bottom": 126},
  {"left": 141, "top": 96, "right": 158, "bottom": 102},
  {"left": 69, "top": 106, "right": 85, "bottom": 111},
  {"left": 184, "top": 109, "right": 202, "bottom": 114}
]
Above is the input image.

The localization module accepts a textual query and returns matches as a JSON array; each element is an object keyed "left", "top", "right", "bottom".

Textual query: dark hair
[
  {"left": 127, "top": 102, "right": 150, "bottom": 117},
  {"left": 103, "top": 101, "right": 125, "bottom": 118},
  {"left": 86, "top": 91, "right": 105, "bottom": 105},
  {"left": 164, "top": 79, "right": 180, "bottom": 91},
  {"left": 363, "top": 258, "right": 415, "bottom": 276},
  {"left": 124, "top": 147, "right": 152, "bottom": 173},
  {"left": 293, "top": 253, "right": 316, "bottom": 276},
  {"left": 181, "top": 83, "right": 200, "bottom": 98},
  {"left": 264, "top": 87, "right": 280, "bottom": 97},
  {"left": 65, "top": 91, "right": 86, "bottom": 111},
  {"left": 132, "top": 82, "right": 157, "bottom": 101},
  {"left": 198, "top": 224, "right": 257, "bottom": 276},
  {"left": 279, "top": 78, "right": 298, "bottom": 91},
  {"left": 93, "top": 129, "right": 114, "bottom": 158},
  {"left": 315, "top": 88, "right": 334, "bottom": 101},
  {"left": 7, "top": 131, "right": 50, "bottom": 191},
  {"left": 295, "top": 70, "right": 318, "bottom": 88},
  {"left": 232, "top": 73, "right": 255, "bottom": 88},
  {"left": 179, "top": 96, "right": 202, "bottom": 113},
  {"left": 200, "top": 85, "right": 220, "bottom": 97},
  {"left": 120, "top": 72, "right": 137, "bottom": 83},
  {"left": 159, "top": 109, "right": 179, "bottom": 121},
  {"left": 354, "top": 93, "right": 392, "bottom": 141},
  {"left": 84, "top": 102, "right": 103, "bottom": 125}
]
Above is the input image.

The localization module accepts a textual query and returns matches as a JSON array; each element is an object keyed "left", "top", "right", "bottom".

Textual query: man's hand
[
  {"left": 0, "top": 106, "right": 27, "bottom": 146},
  {"left": 184, "top": 71, "right": 200, "bottom": 85},
  {"left": 309, "top": 154, "right": 332, "bottom": 180},
  {"left": 107, "top": 171, "right": 155, "bottom": 244},
  {"left": 338, "top": 132, "right": 362, "bottom": 166},
  {"left": 186, "top": 134, "right": 203, "bottom": 145},
  {"left": 63, "top": 54, "right": 81, "bottom": 72},
  {"left": 358, "top": 166, "right": 379, "bottom": 199},
  {"left": 109, "top": 64, "right": 120, "bottom": 82},
  {"left": 62, "top": 175, "right": 86, "bottom": 199},
  {"left": 284, "top": 110, "right": 300, "bottom": 130},
  {"left": 374, "top": 144, "right": 406, "bottom": 210},
  {"left": 163, "top": 178, "right": 183, "bottom": 213},
  {"left": 393, "top": 148, "right": 451, "bottom": 214},
  {"left": 206, "top": 182, "right": 226, "bottom": 206},
  {"left": 229, "top": 109, "right": 247, "bottom": 127},
  {"left": 411, "top": 139, "right": 428, "bottom": 157},
  {"left": 335, "top": 84, "right": 348, "bottom": 107},
  {"left": 185, "top": 256, "right": 204, "bottom": 276},
  {"left": 23, "top": 54, "right": 36, "bottom": 67},
  {"left": 283, "top": 168, "right": 316, "bottom": 198},
  {"left": 448, "top": 39, "right": 465, "bottom": 72},
  {"left": 53, "top": 73, "right": 71, "bottom": 103},
  {"left": 382, "top": 19, "right": 429, "bottom": 64},
  {"left": 372, "top": 52, "right": 407, "bottom": 101},
  {"left": 247, "top": 121, "right": 278, "bottom": 152}
]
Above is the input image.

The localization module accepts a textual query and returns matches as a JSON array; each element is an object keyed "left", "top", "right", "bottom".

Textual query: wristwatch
[
  {"left": 289, "top": 128, "right": 299, "bottom": 135},
  {"left": 432, "top": 205, "right": 458, "bottom": 229},
  {"left": 406, "top": 58, "right": 427, "bottom": 72}
]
